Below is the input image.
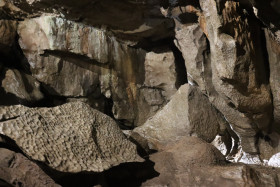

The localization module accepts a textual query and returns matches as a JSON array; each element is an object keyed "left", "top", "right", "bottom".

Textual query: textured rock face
[
  {"left": 0, "top": 148, "right": 60, "bottom": 187},
  {"left": 144, "top": 51, "right": 177, "bottom": 100},
  {"left": 133, "top": 84, "right": 220, "bottom": 150},
  {"left": 18, "top": 16, "right": 114, "bottom": 64},
  {"left": 143, "top": 136, "right": 280, "bottom": 187},
  {"left": 0, "top": 20, "right": 17, "bottom": 50},
  {"left": 1, "top": 69, "right": 44, "bottom": 101},
  {"left": 265, "top": 29, "right": 280, "bottom": 128},
  {"left": 17, "top": 15, "right": 178, "bottom": 125},
  {"left": 3, "top": 0, "right": 174, "bottom": 43},
  {"left": 174, "top": 23, "right": 208, "bottom": 92},
  {"left": 1, "top": 0, "right": 280, "bottom": 185},
  {"left": 0, "top": 102, "right": 143, "bottom": 172},
  {"left": 179, "top": 0, "right": 272, "bottom": 153}
]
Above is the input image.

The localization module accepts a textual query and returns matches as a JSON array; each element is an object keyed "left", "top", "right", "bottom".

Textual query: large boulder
[
  {"left": 143, "top": 136, "right": 280, "bottom": 187},
  {"left": 132, "top": 84, "right": 221, "bottom": 150},
  {"left": 0, "top": 102, "right": 143, "bottom": 173},
  {"left": 0, "top": 148, "right": 60, "bottom": 187}
]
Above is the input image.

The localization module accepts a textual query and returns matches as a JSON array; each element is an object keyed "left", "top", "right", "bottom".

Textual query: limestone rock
[
  {"left": 0, "top": 102, "right": 143, "bottom": 173},
  {"left": 6, "top": 0, "right": 174, "bottom": 43},
  {"left": 265, "top": 29, "right": 280, "bottom": 129},
  {"left": 18, "top": 16, "right": 114, "bottom": 64},
  {"left": 134, "top": 87, "right": 165, "bottom": 127},
  {"left": 0, "top": 148, "right": 60, "bottom": 187},
  {"left": 18, "top": 16, "right": 179, "bottom": 126},
  {"left": 20, "top": 53, "right": 100, "bottom": 97},
  {"left": 170, "top": 0, "right": 273, "bottom": 154},
  {"left": 144, "top": 51, "right": 177, "bottom": 100},
  {"left": 143, "top": 136, "right": 280, "bottom": 187},
  {"left": 0, "top": 20, "right": 17, "bottom": 54},
  {"left": 0, "top": 20, "right": 17, "bottom": 47},
  {"left": 174, "top": 23, "right": 208, "bottom": 92},
  {"left": 132, "top": 84, "right": 220, "bottom": 150},
  {"left": 1, "top": 69, "right": 44, "bottom": 102},
  {"left": 192, "top": 0, "right": 273, "bottom": 153}
]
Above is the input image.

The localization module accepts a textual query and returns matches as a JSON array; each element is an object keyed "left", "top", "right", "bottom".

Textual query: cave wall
[{"left": 0, "top": 0, "right": 280, "bottom": 186}]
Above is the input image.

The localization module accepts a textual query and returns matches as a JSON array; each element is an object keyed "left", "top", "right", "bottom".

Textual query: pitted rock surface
[{"left": 0, "top": 102, "right": 143, "bottom": 173}]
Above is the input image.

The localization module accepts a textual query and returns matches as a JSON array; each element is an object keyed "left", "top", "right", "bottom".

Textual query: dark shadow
[
  {"left": 38, "top": 158, "right": 159, "bottom": 187},
  {"left": 170, "top": 42, "right": 188, "bottom": 88},
  {"left": 0, "top": 135, "right": 25, "bottom": 155}
]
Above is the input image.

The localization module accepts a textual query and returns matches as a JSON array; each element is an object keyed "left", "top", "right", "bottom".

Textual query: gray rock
[
  {"left": 132, "top": 84, "right": 220, "bottom": 150},
  {"left": 0, "top": 102, "right": 143, "bottom": 173}
]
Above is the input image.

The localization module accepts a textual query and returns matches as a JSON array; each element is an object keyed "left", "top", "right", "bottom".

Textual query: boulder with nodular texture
[{"left": 0, "top": 102, "right": 143, "bottom": 173}]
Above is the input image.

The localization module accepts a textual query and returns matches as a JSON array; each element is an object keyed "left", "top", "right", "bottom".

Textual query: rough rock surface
[
  {"left": 174, "top": 23, "right": 208, "bottom": 92},
  {"left": 143, "top": 136, "right": 280, "bottom": 187},
  {"left": 1, "top": 0, "right": 280, "bottom": 185},
  {"left": 0, "top": 148, "right": 60, "bottom": 187},
  {"left": 265, "top": 29, "right": 280, "bottom": 129},
  {"left": 0, "top": 102, "right": 143, "bottom": 173},
  {"left": 132, "top": 84, "right": 220, "bottom": 150},
  {"left": 0, "top": 20, "right": 17, "bottom": 52},
  {"left": 17, "top": 15, "right": 178, "bottom": 126},
  {"left": 144, "top": 51, "right": 177, "bottom": 100},
  {"left": 3, "top": 0, "right": 174, "bottom": 43},
  {"left": 179, "top": 0, "right": 273, "bottom": 154},
  {"left": 1, "top": 68, "right": 44, "bottom": 102}
]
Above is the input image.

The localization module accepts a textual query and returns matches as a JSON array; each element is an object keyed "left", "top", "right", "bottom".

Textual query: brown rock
[
  {"left": 191, "top": 0, "right": 273, "bottom": 153},
  {"left": 2, "top": 69, "right": 44, "bottom": 102},
  {"left": 174, "top": 23, "right": 208, "bottom": 92},
  {"left": 6, "top": 0, "right": 173, "bottom": 42},
  {"left": 144, "top": 51, "right": 177, "bottom": 100},
  {"left": 132, "top": 84, "right": 220, "bottom": 150},
  {"left": 18, "top": 15, "right": 179, "bottom": 126},
  {"left": 0, "top": 20, "right": 17, "bottom": 54},
  {"left": 265, "top": 29, "right": 280, "bottom": 129},
  {"left": 143, "top": 136, "right": 280, "bottom": 187},
  {"left": 0, "top": 20, "right": 16, "bottom": 46},
  {"left": 0, "top": 148, "right": 60, "bottom": 187}
]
